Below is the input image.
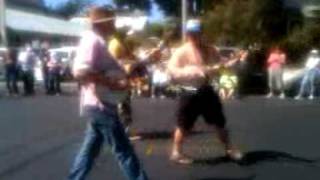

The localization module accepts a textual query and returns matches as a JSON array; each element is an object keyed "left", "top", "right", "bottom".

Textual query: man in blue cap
[{"left": 167, "top": 19, "right": 242, "bottom": 164}]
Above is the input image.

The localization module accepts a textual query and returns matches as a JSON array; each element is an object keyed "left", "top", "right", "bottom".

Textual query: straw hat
[{"left": 88, "top": 7, "right": 115, "bottom": 24}]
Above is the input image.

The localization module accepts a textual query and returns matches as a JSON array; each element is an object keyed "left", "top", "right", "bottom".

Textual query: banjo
[{"left": 104, "top": 41, "right": 167, "bottom": 103}]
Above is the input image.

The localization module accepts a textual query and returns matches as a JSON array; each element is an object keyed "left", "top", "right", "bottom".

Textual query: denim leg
[
  {"left": 276, "top": 68, "right": 284, "bottom": 93},
  {"left": 298, "top": 71, "right": 310, "bottom": 96},
  {"left": 309, "top": 69, "right": 317, "bottom": 96},
  {"left": 55, "top": 72, "right": 62, "bottom": 93},
  {"left": 12, "top": 69, "right": 19, "bottom": 94},
  {"left": 69, "top": 123, "right": 103, "bottom": 180},
  {"left": 52, "top": 72, "right": 58, "bottom": 94},
  {"left": 48, "top": 71, "right": 54, "bottom": 94},
  {"left": 268, "top": 69, "right": 274, "bottom": 93},
  {"left": 22, "top": 72, "right": 28, "bottom": 95},
  {"left": 5, "top": 66, "right": 13, "bottom": 94},
  {"left": 28, "top": 71, "right": 35, "bottom": 94},
  {"left": 99, "top": 113, "right": 148, "bottom": 180},
  {"left": 43, "top": 70, "right": 50, "bottom": 93},
  {"left": 26, "top": 72, "right": 31, "bottom": 94}
]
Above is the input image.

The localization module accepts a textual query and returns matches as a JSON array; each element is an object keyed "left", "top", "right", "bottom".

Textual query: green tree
[
  {"left": 283, "top": 23, "right": 320, "bottom": 63},
  {"left": 153, "top": 0, "right": 181, "bottom": 17},
  {"left": 113, "top": 0, "right": 152, "bottom": 13},
  {"left": 252, "top": 0, "right": 303, "bottom": 45},
  {"left": 202, "top": 0, "right": 303, "bottom": 47},
  {"left": 50, "top": 0, "right": 92, "bottom": 18},
  {"left": 202, "top": 0, "right": 253, "bottom": 45},
  {"left": 153, "top": 0, "right": 223, "bottom": 17}
]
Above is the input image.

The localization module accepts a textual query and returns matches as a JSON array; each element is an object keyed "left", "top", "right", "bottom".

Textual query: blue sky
[{"left": 44, "top": 0, "right": 164, "bottom": 22}]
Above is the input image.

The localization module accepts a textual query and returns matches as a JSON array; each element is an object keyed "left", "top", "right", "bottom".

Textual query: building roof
[{"left": 5, "top": 8, "right": 87, "bottom": 37}]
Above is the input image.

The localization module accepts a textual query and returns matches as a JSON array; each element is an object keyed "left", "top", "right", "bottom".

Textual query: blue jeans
[
  {"left": 68, "top": 105, "right": 148, "bottom": 180},
  {"left": 48, "top": 69, "right": 61, "bottom": 94},
  {"left": 5, "top": 64, "right": 19, "bottom": 95},
  {"left": 297, "top": 68, "right": 319, "bottom": 96}
]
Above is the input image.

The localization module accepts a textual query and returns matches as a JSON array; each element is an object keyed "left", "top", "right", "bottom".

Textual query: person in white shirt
[
  {"left": 18, "top": 46, "right": 37, "bottom": 96},
  {"left": 295, "top": 49, "right": 320, "bottom": 100},
  {"left": 47, "top": 52, "right": 62, "bottom": 95}
]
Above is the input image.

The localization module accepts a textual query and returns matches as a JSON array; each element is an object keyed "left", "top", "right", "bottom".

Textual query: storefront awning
[{"left": 5, "top": 8, "right": 87, "bottom": 37}]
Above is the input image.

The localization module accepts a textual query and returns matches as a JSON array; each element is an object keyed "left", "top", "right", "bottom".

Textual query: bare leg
[
  {"left": 219, "top": 89, "right": 226, "bottom": 100},
  {"left": 215, "top": 126, "right": 242, "bottom": 160},
  {"left": 171, "top": 127, "right": 193, "bottom": 164},
  {"left": 215, "top": 126, "right": 231, "bottom": 150},
  {"left": 172, "top": 127, "right": 184, "bottom": 156},
  {"left": 227, "top": 89, "right": 234, "bottom": 99}
]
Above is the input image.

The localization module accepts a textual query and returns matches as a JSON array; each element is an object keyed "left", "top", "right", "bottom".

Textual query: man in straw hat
[
  {"left": 168, "top": 19, "right": 243, "bottom": 164},
  {"left": 69, "top": 7, "right": 148, "bottom": 180}
]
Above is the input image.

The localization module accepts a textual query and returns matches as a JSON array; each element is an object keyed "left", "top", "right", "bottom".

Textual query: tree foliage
[
  {"left": 50, "top": 0, "right": 92, "bottom": 18},
  {"left": 252, "top": 0, "right": 303, "bottom": 44},
  {"left": 202, "top": 0, "right": 252, "bottom": 46},
  {"left": 202, "top": 0, "right": 303, "bottom": 47},
  {"left": 283, "top": 23, "right": 320, "bottom": 63},
  {"left": 113, "top": 0, "right": 152, "bottom": 13},
  {"left": 153, "top": 0, "right": 221, "bottom": 17},
  {"left": 153, "top": 0, "right": 181, "bottom": 17}
]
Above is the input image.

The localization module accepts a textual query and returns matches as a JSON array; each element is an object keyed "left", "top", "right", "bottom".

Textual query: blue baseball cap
[{"left": 186, "top": 19, "right": 201, "bottom": 33}]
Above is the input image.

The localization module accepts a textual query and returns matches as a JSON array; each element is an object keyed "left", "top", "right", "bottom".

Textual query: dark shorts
[{"left": 177, "top": 85, "right": 226, "bottom": 131}]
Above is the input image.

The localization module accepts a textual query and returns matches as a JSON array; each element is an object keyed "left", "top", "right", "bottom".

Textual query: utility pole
[
  {"left": 0, "top": 0, "right": 7, "bottom": 46},
  {"left": 182, "top": 0, "right": 188, "bottom": 42}
]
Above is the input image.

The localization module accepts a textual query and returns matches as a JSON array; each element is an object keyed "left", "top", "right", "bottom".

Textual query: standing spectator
[
  {"left": 295, "top": 49, "right": 320, "bottom": 100},
  {"left": 39, "top": 46, "right": 50, "bottom": 94},
  {"left": 18, "top": 46, "right": 37, "bottom": 96},
  {"left": 4, "top": 48, "right": 19, "bottom": 96},
  {"left": 266, "top": 47, "right": 286, "bottom": 98},
  {"left": 47, "top": 52, "right": 62, "bottom": 95}
]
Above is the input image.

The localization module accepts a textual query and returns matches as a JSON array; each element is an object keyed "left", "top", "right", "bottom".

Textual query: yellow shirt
[{"left": 108, "top": 37, "right": 126, "bottom": 60}]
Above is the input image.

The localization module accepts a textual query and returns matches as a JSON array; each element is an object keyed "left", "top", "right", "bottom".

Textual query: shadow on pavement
[
  {"left": 194, "top": 150, "right": 319, "bottom": 167},
  {"left": 138, "top": 131, "right": 172, "bottom": 140},
  {"left": 138, "top": 131, "right": 208, "bottom": 140}
]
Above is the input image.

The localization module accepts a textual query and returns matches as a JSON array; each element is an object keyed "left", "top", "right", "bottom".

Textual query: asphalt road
[{"left": 0, "top": 92, "right": 320, "bottom": 180}]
